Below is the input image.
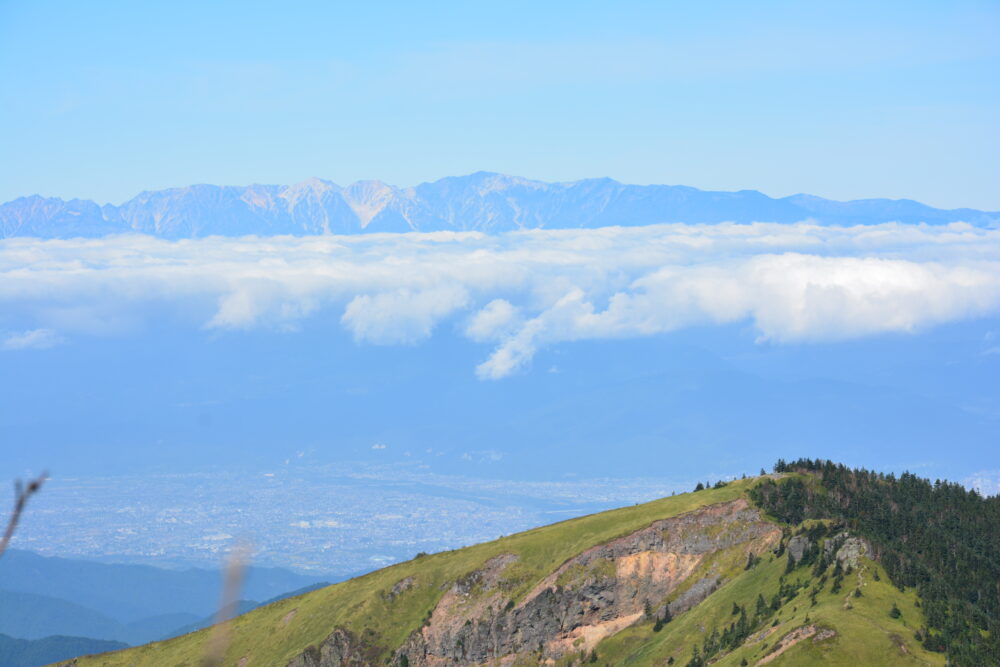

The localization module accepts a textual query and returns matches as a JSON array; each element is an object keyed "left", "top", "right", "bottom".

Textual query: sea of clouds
[{"left": 3, "top": 221, "right": 1000, "bottom": 379}]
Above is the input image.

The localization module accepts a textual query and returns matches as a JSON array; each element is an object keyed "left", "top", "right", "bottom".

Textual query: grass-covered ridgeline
[{"left": 69, "top": 480, "right": 752, "bottom": 666}]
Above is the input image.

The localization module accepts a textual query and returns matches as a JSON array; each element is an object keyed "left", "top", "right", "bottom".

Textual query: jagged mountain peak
[
  {"left": 341, "top": 178, "right": 396, "bottom": 197},
  {"left": 279, "top": 178, "right": 341, "bottom": 205},
  {"left": 290, "top": 176, "right": 339, "bottom": 190},
  {"left": 340, "top": 179, "right": 410, "bottom": 229},
  {"left": 2, "top": 174, "right": 997, "bottom": 239}
]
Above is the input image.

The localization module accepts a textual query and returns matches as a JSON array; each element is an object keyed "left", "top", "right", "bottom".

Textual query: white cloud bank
[{"left": 2, "top": 222, "right": 999, "bottom": 377}]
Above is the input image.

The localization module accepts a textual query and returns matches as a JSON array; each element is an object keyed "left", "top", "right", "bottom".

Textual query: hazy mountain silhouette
[{"left": 3, "top": 172, "right": 996, "bottom": 239}]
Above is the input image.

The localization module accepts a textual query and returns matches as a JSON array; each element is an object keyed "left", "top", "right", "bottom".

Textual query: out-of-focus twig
[
  {"left": 203, "top": 539, "right": 252, "bottom": 666},
  {"left": 0, "top": 472, "right": 48, "bottom": 558}
]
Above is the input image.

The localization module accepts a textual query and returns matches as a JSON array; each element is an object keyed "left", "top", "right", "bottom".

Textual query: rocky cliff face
[
  {"left": 285, "top": 498, "right": 780, "bottom": 666},
  {"left": 284, "top": 628, "right": 383, "bottom": 667}
]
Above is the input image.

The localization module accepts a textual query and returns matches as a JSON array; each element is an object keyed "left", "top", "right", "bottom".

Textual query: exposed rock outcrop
[
  {"left": 396, "top": 498, "right": 781, "bottom": 666},
  {"left": 786, "top": 535, "right": 812, "bottom": 562},
  {"left": 787, "top": 535, "right": 812, "bottom": 562},
  {"left": 756, "top": 625, "right": 836, "bottom": 666},
  {"left": 823, "top": 532, "right": 871, "bottom": 568},
  {"left": 285, "top": 628, "right": 383, "bottom": 667},
  {"left": 385, "top": 576, "right": 415, "bottom": 601},
  {"left": 835, "top": 536, "right": 870, "bottom": 568}
]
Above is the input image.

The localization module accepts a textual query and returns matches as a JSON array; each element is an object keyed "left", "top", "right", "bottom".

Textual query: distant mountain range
[
  {"left": 3, "top": 172, "right": 997, "bottom": 239},
  {"left": 0, "top": 633, "right": 126, "bottom": 667},
  {"left": 0, "top": 549, "right": 330, "bottom": 645}
]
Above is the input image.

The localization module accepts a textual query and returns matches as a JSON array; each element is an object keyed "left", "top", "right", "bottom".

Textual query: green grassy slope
[
  {"left": 63, "top": 475, "right": 947, "bottom": 667},
  {"left": 68, "top": 481, "right": 751, "bottom": 666},
  {"left": 591, "top": 549, "right": 942, "bottom": 666}
]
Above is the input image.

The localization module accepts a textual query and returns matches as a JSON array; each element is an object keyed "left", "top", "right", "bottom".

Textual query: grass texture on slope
[
  {"left": 69, "top": 480, "right": 752, "bottom": 666},
  {"left": 593, "top": 546, "right": 943, "bottom": 666}
]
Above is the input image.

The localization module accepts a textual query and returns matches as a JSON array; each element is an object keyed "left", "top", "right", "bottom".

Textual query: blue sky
[
  {"left": 1, "top": 0, "right": 998, "bottom": 209},
  {"left": 2, "top": 0, "right": 1000, "bottom": 569}
]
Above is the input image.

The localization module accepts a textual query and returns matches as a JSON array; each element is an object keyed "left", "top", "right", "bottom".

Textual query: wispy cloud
[
  {"left": 2, "top": 328, "right": 64, "bottom": 351},
  {"left": 963, "top": 470, "right": 1000, "bottom": 497},
  {"left": 2, "top": 222, "right": 999, "bottom": 376}
]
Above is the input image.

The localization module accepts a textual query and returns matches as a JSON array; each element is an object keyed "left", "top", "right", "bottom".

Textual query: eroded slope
[
  {"left": 63, "top": 481, "right": 753, "bottom": 666},
  {"left": 57, "top": 477, "right": 944, "bottom": 667}
]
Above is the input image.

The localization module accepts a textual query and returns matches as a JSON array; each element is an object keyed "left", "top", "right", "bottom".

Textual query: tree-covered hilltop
[{"left": 751, "top": 459, "right": 1000, "bottom": 665}]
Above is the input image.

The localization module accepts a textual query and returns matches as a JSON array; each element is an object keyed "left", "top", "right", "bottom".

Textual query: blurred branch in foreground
[
  {"left": 203, "top": 539, "right": 253, "bottom": 666},
  {"left": 0, "top": 472, "right": 48, "bottom": 558}
]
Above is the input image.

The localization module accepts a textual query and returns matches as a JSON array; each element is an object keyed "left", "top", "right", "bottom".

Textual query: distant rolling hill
[
  {"left": 0, "top": 583, "right": 332, "bottom": 655},
  {"left": 52, "top": 461, "right": 999, "bottom": 666},
  {"left": 3, "top": 172, "right": 997, "bottom": 239},
  {"left": 0, "top": 550, "right": 328, "bottom": 645},
  {"left": 0, "top": 634, "right": 126, "bottom": 667},
  {"left": 0, "top": 589, "right": 156, "bottom": 644}
]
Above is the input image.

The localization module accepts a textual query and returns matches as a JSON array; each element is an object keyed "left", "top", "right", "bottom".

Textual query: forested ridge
[{"left": 750, "top": 459, "right": 1000, "bottom": 666}]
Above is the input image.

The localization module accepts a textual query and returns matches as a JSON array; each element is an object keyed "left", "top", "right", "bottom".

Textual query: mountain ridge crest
[{"left": 3, "top": 173, "right": 998, "bottom": 239}]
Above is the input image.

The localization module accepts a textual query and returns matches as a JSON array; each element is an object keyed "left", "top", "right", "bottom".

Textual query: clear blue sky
[{"left": 1, "top": 0, "right": 997, "bottom": 209}]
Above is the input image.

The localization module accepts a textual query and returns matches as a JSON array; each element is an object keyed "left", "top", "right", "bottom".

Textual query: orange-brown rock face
[{"left": 398, "top": 498, "right": 781, "bottom": 666}]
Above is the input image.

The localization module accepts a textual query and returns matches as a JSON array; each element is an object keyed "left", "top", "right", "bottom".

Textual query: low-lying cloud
[{"left": 2, "top": 222, "right": 999, "bottom": 378}]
